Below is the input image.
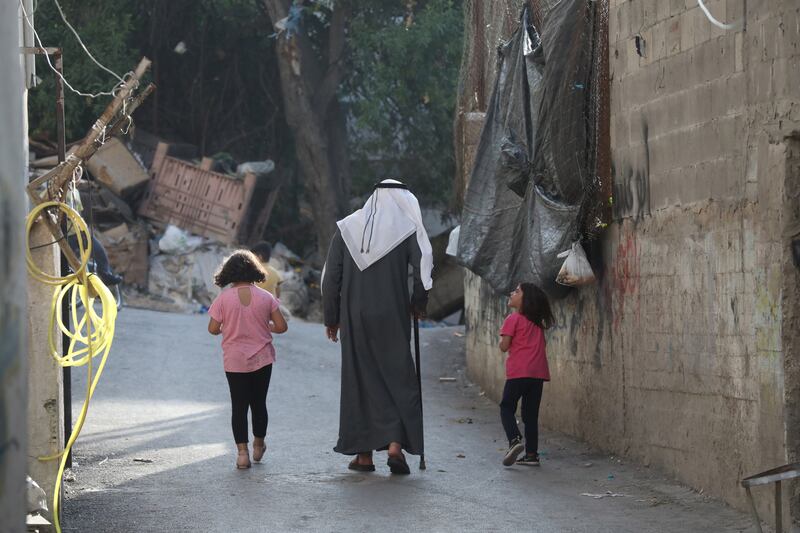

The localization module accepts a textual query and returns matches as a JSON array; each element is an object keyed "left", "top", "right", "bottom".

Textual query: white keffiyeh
[{"left": 336, "top": 179, "right": 433, "bottom": 290}]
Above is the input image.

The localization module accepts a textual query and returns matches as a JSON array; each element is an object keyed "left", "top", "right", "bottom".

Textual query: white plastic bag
[
  {"left": 446, "top": 225, "right": 460, "bottom": 257},
  {"left": 158, "top": 225, "right": 204, "bottom": 254},
  {"left": 555, "top": 242, "right": 595, "bottom": 287}
]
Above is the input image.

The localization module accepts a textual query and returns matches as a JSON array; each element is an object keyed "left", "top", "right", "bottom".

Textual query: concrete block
[
  {"left": 617, "top": 2, "right": 632, "bottom": 40},
  {"left": 642, "top": 0, "right": 658, "bottom": 27},
  {"left": 657, "top": 0, "right": 671, "bottom": 22},
  {"left": 612, "top": 43, "right": 628, "bottom": 81},
  {"left": 687, "top": 83, "right": 713, "bottom": 131},
  {"left": 734, "top": 31, "right": 744, "bottom": 72},
  {"left": 726, "top": 0, "right": 746, "bottom": 26},
  {"left": 786, "top": 57, "right": 800, "bottom": 101},
  {"left": 747, "top": 60, "right": 774, "bottom": 103},
  {"left": 778, "top": 8, "right": 800, "bottom": 59},
  {"left": 709, "top": 73, "right": 745, "bottom": 118},
  {"left": 694, "top": 160, "right": 713, "bottom": 201},
  {"left": 609, "top": 3, "right": 621, "bottom": 41},
  {"left": 624, "top": 70, "right": 653, "bottom": 108},
  {"left": 610, "top": 4, "right": 621, "bottom": 42},
  {"left": 772, "top": 57, "right": 793, "bottom": 100},
  {"left": 693, "top": 4, "right": 713, "bottom": 47},
  {"left": 663, "top": 50, "right": 691, "bottom": 94},
  {"left": 666, "top": 17, "right": 682, "bottom": 55},
  {"left": 613, "top": 111, "right": 631, "bottom": 148},
  {"left": 629, "top": 1, "right": 645, "bottom": 37},
  {"left": 648, "top": 170, "right": 670, "bottom": 210},
  {"left": 626, "top": 37, "right": 643, "bottom": 73},
  {"left": 727, "top": 156, "right": 746, "bottom": 198},
  {"left": 711, "top": 156, "right": 741, "bottom": 201},
  {"left": 639, "top": 27, "right": 656, "bottom": 67},
  {"left": 761, "top": 15, "right": 783, "bottom": 60},
  {"left": 721, "top": 33, "right": 738, "bottom": 77},
  {"left": 680, "top": 9, "right": 696, "bottom": 52},
  {"left": 703, "top": 0, "right": 729, "bottom": 40},
  {"left": 652, "top": 20, "right": 668, "bottom": 62},
  {"left": 670, "top": 0, "right": 685, "bottom": 17}
]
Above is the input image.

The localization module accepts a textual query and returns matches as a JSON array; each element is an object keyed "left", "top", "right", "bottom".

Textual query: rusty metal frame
[{"left": 741, "top": 462, "right": 800, "bottom": 533}]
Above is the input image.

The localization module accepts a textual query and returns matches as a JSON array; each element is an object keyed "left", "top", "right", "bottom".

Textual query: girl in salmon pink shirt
[
  {"left": 208, "top": 250, "right": 287, "bottom": 469},
  {"left": 498, "top": 283, "right": 554, "bottom": 467}
]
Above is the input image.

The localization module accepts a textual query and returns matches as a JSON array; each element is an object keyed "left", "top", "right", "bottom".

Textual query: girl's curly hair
[{"left": 214, "top": 250, "right": 267, "bottom": 287}]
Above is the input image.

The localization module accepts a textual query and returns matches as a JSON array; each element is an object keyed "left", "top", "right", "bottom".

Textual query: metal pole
[{"left": 53, "top": 48, "right": 73, "bottom": 469}]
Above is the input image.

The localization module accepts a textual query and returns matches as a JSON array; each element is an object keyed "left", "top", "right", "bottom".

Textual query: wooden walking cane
[{"left": 413, "top": 315, "right": 426, "bottom": 470}]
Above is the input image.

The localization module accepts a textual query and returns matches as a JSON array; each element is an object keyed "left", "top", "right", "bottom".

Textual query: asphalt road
[{"left": 63, "top": 308, "right": 755, "bottom": 532}]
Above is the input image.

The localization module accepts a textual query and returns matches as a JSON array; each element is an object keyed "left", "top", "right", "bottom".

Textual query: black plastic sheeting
[{"left": 457, "top": 1, "right": 599, "bottom": 297}]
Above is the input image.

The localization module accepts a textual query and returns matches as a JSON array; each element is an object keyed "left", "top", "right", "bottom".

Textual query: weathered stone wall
[{"left": 460, "top": 0, "right": 800, "bottom": 524}]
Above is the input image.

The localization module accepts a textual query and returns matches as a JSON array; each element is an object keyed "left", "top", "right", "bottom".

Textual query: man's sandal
[
  {"left": 348, "top": 458, "right": 376, "bottom": 472},
  {"left": 387, "top": 455, "right": 410, "bottom": 475}
]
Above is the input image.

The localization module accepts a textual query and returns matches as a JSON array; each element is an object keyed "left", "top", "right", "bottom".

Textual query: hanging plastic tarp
[{"left": 457, "top": 0, "right": 600, "bottom": 297}]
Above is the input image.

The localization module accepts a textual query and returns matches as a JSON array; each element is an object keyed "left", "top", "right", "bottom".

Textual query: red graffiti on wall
[{"left": 609, "top": 227, "right": 640, "bottom": 330}]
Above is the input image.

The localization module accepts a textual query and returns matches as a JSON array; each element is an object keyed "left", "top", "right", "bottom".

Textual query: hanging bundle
[{"left": 555, "top": 241, "right": 595, "bottom": 287}]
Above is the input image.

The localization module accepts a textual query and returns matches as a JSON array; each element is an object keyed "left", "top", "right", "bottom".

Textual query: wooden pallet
[{"left": 138, "top": 142, "right": 257, "bottom": 244}]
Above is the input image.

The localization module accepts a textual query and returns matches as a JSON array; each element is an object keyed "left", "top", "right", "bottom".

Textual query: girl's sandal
[
  {"left": 252, "top": 442, "right": 266, "bottom": 463},
  {"left": 236, "top": 447, "right": 251, "bottom": 469}
]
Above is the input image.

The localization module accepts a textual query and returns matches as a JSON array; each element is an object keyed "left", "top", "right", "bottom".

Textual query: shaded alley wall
[
  {"left": 459, "top": 0, "right": 800, "bottom": 523},
  {"left": 0, "top": 3, "right": 28, "bottom": 529}
]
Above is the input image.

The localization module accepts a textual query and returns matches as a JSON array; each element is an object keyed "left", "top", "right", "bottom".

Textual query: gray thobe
[{"left": 322, "top": 229, "right": 428, "bottom": 455}]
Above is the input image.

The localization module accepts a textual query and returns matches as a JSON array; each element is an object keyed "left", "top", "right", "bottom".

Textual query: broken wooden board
[{"left": 85, "top": 138, "right": 149, "bottom": 199}]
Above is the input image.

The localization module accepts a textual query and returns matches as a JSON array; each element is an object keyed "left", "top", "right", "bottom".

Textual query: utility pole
[
  {"left": 18, "top": 1, "right": 65, "bottom": 528},
  {"left": 0, "top": 2, "right": 30, "bottom": 532}
]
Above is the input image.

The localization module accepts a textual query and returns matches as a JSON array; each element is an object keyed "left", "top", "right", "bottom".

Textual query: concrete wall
[
  {"left": 460, "top": 0, "right": 800, "bottom": 525},
  {"left": 0, "top": 3, "right": 28, "bottom": 531}
]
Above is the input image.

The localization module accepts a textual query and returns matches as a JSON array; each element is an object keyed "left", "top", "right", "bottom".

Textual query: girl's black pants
[
  {"left": 500, "top": 377, "right": 544, "bottom": 454},
  {"left": 225, "top": 364, "right": 273, "bottom": 444}
]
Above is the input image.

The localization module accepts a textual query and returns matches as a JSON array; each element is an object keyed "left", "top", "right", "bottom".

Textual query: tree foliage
[
  {"left": 27, "top": 0, "right": 139, "bottom": 142},
  {"left": 346, "top": 0, "right": 464, "bottom": 206},
  {"left": 27, "top": 0, "right": 464, "bottom": 253},
  {"left": 130, "top": 0, "right": 288, "bottom": 160},
  {"left": 29, "top": 0, "right": 288, "bottom": 162}
]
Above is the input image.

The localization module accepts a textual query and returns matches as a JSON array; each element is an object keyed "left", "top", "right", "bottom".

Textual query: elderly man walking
[{"left": 321, "top": 179, "right": 433, "bottom": 474}]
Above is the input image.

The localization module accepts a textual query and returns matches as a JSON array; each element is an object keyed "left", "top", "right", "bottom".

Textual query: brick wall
[{"left": 460, "top": 0, "right": 800, "bottom": 525}]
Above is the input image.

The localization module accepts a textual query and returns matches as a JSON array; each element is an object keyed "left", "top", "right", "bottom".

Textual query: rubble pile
[{"left": 28, "top": 131, "right": 326, "bottom": 319}]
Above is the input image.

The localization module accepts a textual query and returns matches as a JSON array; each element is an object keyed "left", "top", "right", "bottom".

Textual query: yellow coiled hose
[{"left": 26, "top": 201, "right": 117, "bottom": 533}]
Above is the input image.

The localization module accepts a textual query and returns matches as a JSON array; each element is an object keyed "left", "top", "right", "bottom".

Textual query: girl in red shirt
[{"left": 499, "top": 283, "right": 554, "bottom": 467}]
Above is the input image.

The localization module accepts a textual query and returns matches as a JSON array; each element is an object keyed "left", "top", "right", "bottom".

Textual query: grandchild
[
  {"left": 208, "top": 250, "right": 288, "bottom": 469},
  {"left": 498, "top": 283, "right": 554, "bottom": 467},
  {"left": 250, "top": 241, "right": 282, "bottom": 298}
]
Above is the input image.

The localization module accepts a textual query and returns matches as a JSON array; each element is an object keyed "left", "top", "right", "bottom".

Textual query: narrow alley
[{"left": 62, "top": 309, "right": 753, "bottom": 533}]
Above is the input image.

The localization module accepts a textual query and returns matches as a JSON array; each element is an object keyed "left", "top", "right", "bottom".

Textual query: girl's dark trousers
[
  {"left": 500, "top": 377, "right": 544, "bottom": 454},
  {"left": 225, "top": 364, "right": 273, "bottom": 444}
]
